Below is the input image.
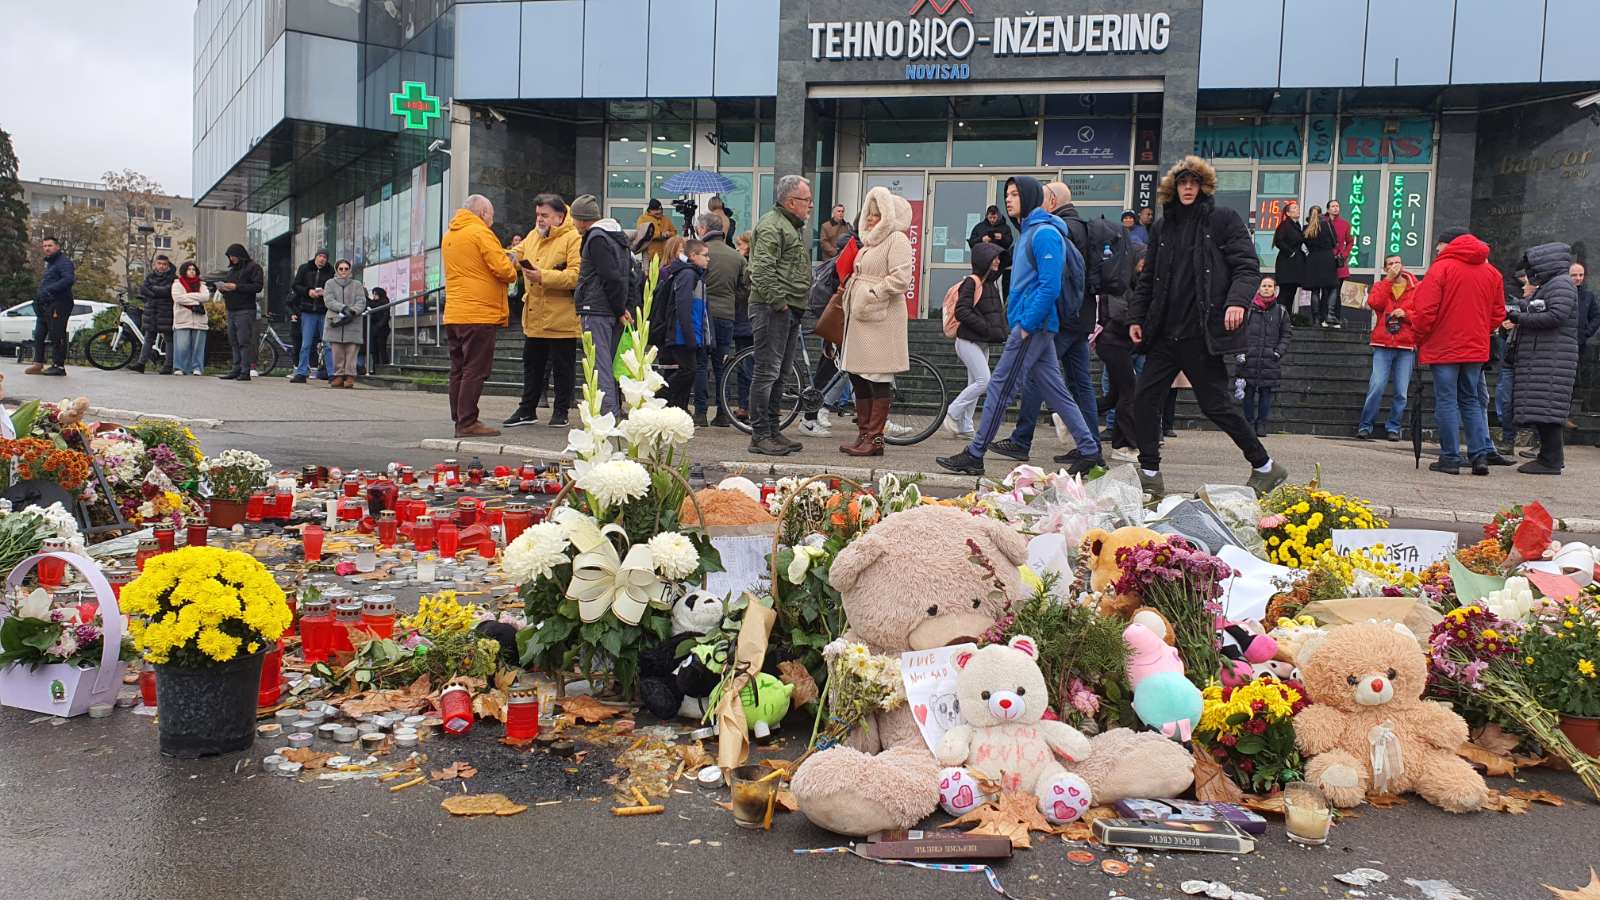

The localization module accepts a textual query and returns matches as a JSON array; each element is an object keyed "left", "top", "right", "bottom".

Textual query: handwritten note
[
  {"left": 1331, "top": 529, "right": 1457, "bottom": 574},
  {"left": 901, "top": 643, "right": 976, "bottom": 754},
  {"left": 705, "top": 535, "right": 772, "bottom": 600}
]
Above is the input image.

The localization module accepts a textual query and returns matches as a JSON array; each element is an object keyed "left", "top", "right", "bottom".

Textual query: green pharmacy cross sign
[{"left": 390, "top": 81, "right": 441, "bottom": 130}]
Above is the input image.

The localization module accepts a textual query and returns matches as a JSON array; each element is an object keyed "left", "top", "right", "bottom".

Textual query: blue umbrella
[{"left": 660, "top": 170, "right": 737, "bottom": 195}]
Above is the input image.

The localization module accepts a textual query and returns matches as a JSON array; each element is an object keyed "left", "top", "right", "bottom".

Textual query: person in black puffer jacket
[
  {"left": 1096, "top": 242, "right": 1147, "bottom": 452},
  {"left": 290, "top": 251, "right": 334, "bottom": 381},
  {"left": 1235, "top": 276, "right": 1293, "bottom": 436},
  {"left": 216, "top": 243, "right": 264, "bottom": 381},
  {"left": 1509, "top": 242, "right": 1579, "bottom": 474},
  {"left": 943, "top": 240, "right": 1008, "bottom": 437},
  {"left": 132, "top": 255, "right": 176, "bottom": 373}
]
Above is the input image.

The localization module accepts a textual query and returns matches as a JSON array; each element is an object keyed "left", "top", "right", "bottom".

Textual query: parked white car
[{"left": 0, "top": 300, "right": 115, "bottom": 354}]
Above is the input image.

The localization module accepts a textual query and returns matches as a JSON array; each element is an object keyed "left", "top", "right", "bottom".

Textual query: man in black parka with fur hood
[{"left": 1128, "top": 155, "right": 1287, "bottom": 499}]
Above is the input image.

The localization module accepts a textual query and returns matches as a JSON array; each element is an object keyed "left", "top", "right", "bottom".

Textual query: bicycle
[
  {"left": 84, "top": 309, "right": 167, "bottom": 371},
  {"left": 717, "top": 338, "right": 949, "bottom": 446}
]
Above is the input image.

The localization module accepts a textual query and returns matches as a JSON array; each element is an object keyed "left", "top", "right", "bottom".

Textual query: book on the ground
[
  {"left": 860, "top": 829, "right": 1013, "bottom": 860},
  {"left": 1092, "top": 817, "right": 1257, "bottom": 854},
  {"left": 1112, "top": 798, "right": 1269, "bottom": 834}
]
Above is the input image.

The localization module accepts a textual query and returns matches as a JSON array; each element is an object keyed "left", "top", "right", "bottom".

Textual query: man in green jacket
[
  {"left": 696, "top": 211, "right": 749, "bottom": 427},
  {"left": 747, "top": 174, "right": 813, "bottom": 455}
]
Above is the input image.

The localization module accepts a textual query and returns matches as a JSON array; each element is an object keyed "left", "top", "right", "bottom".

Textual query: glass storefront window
[
  {"left": 719, "top": 172, "right": 753, "bottom": 236},
  {"left": 866, "top": 120, "right": 948, "bottom": 167},
  {"left": 608, "top": 170, "right": 647, "bottom": 200},
  {"left": 608, "top": 123, "right": 649, "bottom": 168},
  {"left": 952, "top": 96, "right": 1041, "bottom": 119},
  {"left": 758, "top": 121, "right": 775, "bottom": 167},
  {"left": 609, "top": 205, "right": 644, "bottom": 229},
  {"left": 1254, "top": 170, "right": 1300, "bottom": 268},
  {"left": 1338, "top": 117, "right": 1434, "bottom": 165},
  {"left": 651, "top": 123, "right": 692, "bottom": 168},
  {"left": 951, "top": 120, "right": 1036, "bottom": 168},
  {"left": 1214, "top": 170, "right": 1253, "bottom": 223},
  {"left": 719, "top": 121, "right": 755, "bottom": 167},
  {"left": 652, "top": 170, "right": 687, "bottom": 200}
]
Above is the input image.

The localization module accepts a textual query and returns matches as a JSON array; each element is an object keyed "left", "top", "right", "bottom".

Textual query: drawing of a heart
[
  {"left": 953, "top": 785, "right": 974, "bottom": 809},
  {"left": 1053, "top": 800, "right": 1079, "bottom": 822},
  {"left": 913, "top": 704, "right": 928, "bottom": 725}
]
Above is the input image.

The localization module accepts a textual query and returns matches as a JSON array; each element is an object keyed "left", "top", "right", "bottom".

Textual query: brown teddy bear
[
  {"left": 1077, "top": 526, "right": 1165, "bottom": 619},
  {"left": 1294, "top": 622, "right": 1488, "bottom": 813},
  {"left": 791, "top": 506, "right": 1195, "bottom": 837}
]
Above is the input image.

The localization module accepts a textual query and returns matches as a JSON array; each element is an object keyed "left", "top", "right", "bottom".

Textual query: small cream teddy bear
[{"left": 935, "top": 636, "right": 1095, "bottom": 824}]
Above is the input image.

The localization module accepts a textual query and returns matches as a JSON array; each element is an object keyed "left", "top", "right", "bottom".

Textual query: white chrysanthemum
[
  {"left": 502, "top": 522, "right": 573, "bottom": 583},
  {"left": 647, "top": 531, "right": 699, "bottom": 580},
  {"left": 622, "top": 406, "right": 695, "bottom": 453},
  {"left": 576, "top": 458, "right": 651, "bottom": 509}
]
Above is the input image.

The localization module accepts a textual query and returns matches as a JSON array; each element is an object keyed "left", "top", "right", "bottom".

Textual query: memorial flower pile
[
  {"left": 200, "top": 449, "right": 272, "bottom": 503},
  {"left": 1194, "top": 678, "right": 1308, "bottom": 793},
  {"left": 1113, "top": 536, "right": 1232, "bottom": 686},
  {"left": 0, "top": 591, "right": 136, "bottom": 670},
  {"left": 1259, "top": 482, "right": 1385, "bottom": 568},
  {"left": 815, "top": 638, "right": 905, "bottom": 750}
]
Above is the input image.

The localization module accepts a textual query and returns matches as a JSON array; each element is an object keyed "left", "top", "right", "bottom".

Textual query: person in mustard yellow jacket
[
  {"left": 635, "top": 199, "right": 678, "bottom": 267},
  {"left": 441, "top": 194, "right": 518, "bottom": 437},
  {"left": 505, "top": 194, "right": 582, "bottom": 428}
]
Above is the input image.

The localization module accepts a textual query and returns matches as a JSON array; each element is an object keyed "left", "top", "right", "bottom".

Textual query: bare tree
[
  {"left": 28, "top": 204, "right": 121, "bottom": 301},
  {"left": 102, "top": 168, "right": 184, "bottom": 300}
]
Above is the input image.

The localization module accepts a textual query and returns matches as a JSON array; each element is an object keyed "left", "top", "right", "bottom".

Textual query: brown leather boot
[{"left": 842, "top": 398, "right": 886, "bottom": 457}]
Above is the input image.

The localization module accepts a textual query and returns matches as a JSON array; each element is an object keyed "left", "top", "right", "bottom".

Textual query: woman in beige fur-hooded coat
[{"left": 837, "top": 186, "right": 914, "bottom": 455}]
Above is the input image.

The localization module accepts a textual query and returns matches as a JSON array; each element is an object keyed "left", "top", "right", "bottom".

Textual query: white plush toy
[{"left": 935, "top": 635, "right": 1095, "bottom": 824}]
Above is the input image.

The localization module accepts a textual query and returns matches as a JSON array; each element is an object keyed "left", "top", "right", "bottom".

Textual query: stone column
[{"left": 1435, "top": 110, "right": 1477, "bottom": 234}]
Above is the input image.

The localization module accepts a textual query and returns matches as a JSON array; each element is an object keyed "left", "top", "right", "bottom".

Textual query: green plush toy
[{"left": 698, "top": 644, "right": 794, "bottom": 739}]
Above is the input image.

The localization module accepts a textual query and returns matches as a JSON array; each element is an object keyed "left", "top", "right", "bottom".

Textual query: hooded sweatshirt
[
  {"left": 219, "top": 243, "right": 264, "bottom": 313},
  {"left": 954, "top": 240, "right": 1007, "bottom": 344},
  {"left": 575, "top": 219, "right": 632, "bottom": 318},
  {"left": 1409, "top": 233, "right": 1506, "bottom": 365},
  {"left": 1006, "top": 175, "right": 1084, "bottom": 335}
]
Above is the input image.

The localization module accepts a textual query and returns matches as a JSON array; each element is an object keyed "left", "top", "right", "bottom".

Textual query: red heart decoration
[
  {"left": 1053, "top": 800, "right": 1078, "bottom": 821},
  {"left": 953, "top": 785, "right": 974, "bottom": 808},
  {"left": 914, "top": 704, "right": 928, "bottom": 726}
]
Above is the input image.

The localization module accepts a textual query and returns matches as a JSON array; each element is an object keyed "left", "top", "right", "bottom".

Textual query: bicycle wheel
[
  {"left": 718, "top": 346, "right": 804, "bottom": 436},
  {"left": 84, "top": 327, "right": 136, "bottom": 371},
  {"left": 882, "top": 353, "right": 949, "bottom": 446},
  {"left": 254, "top": 333, "right": 281, "bottom": 376}
]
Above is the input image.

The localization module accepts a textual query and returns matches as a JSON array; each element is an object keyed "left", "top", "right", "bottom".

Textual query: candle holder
[{"left": 1282, "top": 780, "right": 1331, "bottom": 845}]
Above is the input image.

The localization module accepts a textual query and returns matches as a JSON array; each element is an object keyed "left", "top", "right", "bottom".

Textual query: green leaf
[{"left": 1234, "top": 736, "right": 1264, "bottom": 755}]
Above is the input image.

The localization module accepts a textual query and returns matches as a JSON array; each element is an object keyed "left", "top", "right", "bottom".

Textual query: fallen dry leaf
[
  {"left": 281, "top": 748, "right": 335, "bottom": 770},
  {"left": 1544, "top": 867, "right": 1600, "bottom": 899},
  {"left": 560, "top": 696, "right": 624, "bottom": 723},
  {"left": 500, "top": 735, "right": 535, "bottom": 749},
  {"left": 1365, "top": 793, "right": 1409, "bottom": 809},
  {"left": 1241, "top": 794, "right": 1286, "bottom": 817},
  {"left": 1482, "top": 789, "right": 1531, "bottom": 814},
  {"left": 441, "top": 793, "right": 527, "bottom": 817},
  {"left": 474, "top": 691, "right": 506, "bottom": 723},
  {"left": 942, "top": 791, "right": 1053, "bottom": 850},
  {"left": 1459, "top": 741, "right": 1519, "bottom": 777},
  {"left": 760, "top": 758, "right": 796, "bottom": 778},
  {"left": 1505, "top": 788, "right": 1565, "bottom": 807},
  {"left": 431, "top": 761, "right": 478, "bottom": 781},
  {"left": 340, "top": 690, "right": 425, "bottom": 718},
  {"left": 674, "top": 741, "right": 714, "bottom": 773},
  {"left": 1191, "top": 744, "right": 1245, "bottom": 804},
  {"left": 775, "top": 789, "right": 799, "bottom": 812},
  {"left": 1472, "top": 723, "right": 1523, "bottom": 756},
  {"left": 778, "top": 660, "right": 819, "bottom": 707},
  {"left": 1053, "top": 804, "right": 1116, "bottom": 841}
]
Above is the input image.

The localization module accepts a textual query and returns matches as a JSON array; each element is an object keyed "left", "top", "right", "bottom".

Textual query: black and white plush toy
[{"left": 638, "top": 589, "right": 727, "bottom": 720}]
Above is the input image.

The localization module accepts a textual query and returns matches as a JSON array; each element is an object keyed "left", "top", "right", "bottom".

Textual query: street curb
[
  {"left": 418, "top": 438, "right": 568, "bottom": 461},
  {"left": 718, "top": 459, "right": 987, "bottom": 493}
]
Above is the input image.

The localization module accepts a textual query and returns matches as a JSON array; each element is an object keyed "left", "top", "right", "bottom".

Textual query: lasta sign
[{"left": 808, "top": 6, "right": 1171, "bottom": 64}]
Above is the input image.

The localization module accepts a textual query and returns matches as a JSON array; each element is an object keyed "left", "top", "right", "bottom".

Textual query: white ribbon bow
[
  {"left": 563, "top": 515, "right": 666, "bottom": 626},
  {"left": 1368, "top": 721, "right": 1405, "bottom": 795}
]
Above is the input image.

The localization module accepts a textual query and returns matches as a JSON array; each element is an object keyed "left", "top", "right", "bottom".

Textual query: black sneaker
[
  {"left": 1386, "top": 432, "right": 1401, "bottom": 442},
  {"left": 1471, "top": 455, "right": 1490, "bottom": 476},
  {"left": 989, "top": 438, "right": 1029, "bottom": 461},
  {"left": 1483, "top": 451, "right": 1514, "bottom": 466},
  {"left": 1517, "top": 459, "right": 1562, "bottom": 475},
  {"left": 1052, "top": 449, "right": 1085, "bottom": 465},
  {"left": 1428, "top": 460, "right": 1460, "bottom": 475},
  {"left": 1355, "top": 430, "right": 1372, "bottom": 441},
  {"left": 1067, "top": 455, "right": 1106, "bottom": 477},
  {"left": 129, "top": 363, "right": 145, "bottom": 374},
  {"left": 693, "top": 411, "right": 709, "bottom": 428},
  {"left": 236, "top": 374, "right": 251, "bottom": 382},
  {"left": 710, "top": 410, "right": 732, "bottom": 428},
  {"left": 158, "top": 366, "right": 173, "bottom": 375},
  {"left": 937, "top": 450, "right": 985, "bottom": 475},
  {"left": 289, "top": 373, "right": 308, "bottom": 384},
  {"left": 1163, "top": 427, "right": 1178, "bottom": 438},
  {"left": 749, "top": 435, "right": 791, "bottom": 456},
  {"left": 218, "top": 372, "right": 240, "bottom": 380},
  {"left": 503, "top": 409, "right": 537, "bottom": 428},
  {"left": 42, "top": 366, "right": 65, "bottom": 376},
  {"left": 775, "top": 433, "right": 803, "bottom": 453},
  {"left": 548, "top": 414, "right": 569, "bottom": 428}
]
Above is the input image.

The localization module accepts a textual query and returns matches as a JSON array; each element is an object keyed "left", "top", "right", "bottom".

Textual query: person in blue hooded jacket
[
  {"left": 937, "top": 176, "right": 1102, "bottom": 477},
  {"left": 661, "top": 239, "right": 710, "bottom": 412}
]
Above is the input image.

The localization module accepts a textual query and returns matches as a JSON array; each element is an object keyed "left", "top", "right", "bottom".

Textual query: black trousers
[
  {"left": 1095, "top": 331, "right": 1139, "bottom": 449},
  {"left": 663, "top": 344, "right": 697, "bottom": 411},
  {"left": 1134, "top": 335, "right": 1269, "bottom": 472},
  {"left": 1311, "top": 286, "right": 1339, "bottom": 323},
  {"left": 1535, "top": 422, "right": 1565, "bottom": 469},
  {"left": 32, "top": 298, "right": 72, "bottom": 366},
  {"left": 805, "top": 343, "right": 840, "bottom": 422},
  {"left": 1275, "top": 282, "right": 1300, "bottom": 316},
  {"left": 519, "top": 337, "right": 576, "bottom": 416}
]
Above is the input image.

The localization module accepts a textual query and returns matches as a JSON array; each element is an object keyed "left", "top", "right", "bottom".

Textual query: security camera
[
  {"left": 487, "top": 107, "right": 507, "bottom": 124},
  {"left": 427, "top": 139, "right": 448, "bottom": 154},
  {"left": 1574, "top": 91, "right": 1600, "bottom": 109}
]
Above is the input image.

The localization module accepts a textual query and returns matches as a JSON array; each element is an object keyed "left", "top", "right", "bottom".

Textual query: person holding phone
[{"left": 504, "top": 194, "right": 582, "bottom": 428}]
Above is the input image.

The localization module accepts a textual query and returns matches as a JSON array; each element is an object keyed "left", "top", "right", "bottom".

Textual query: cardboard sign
[
  {"left": 1331, "top": 529, "right": 1457, "bottom": 574},
  {"left": 901, "top": 643, "right": 976, "bottom": 754}
]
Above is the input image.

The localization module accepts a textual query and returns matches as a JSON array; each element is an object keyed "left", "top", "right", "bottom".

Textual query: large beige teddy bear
[
  {"left": 1294, "top": 622, "right": 1488, "bottom": 813},
  {"left": 791, "top": 506, "right": 1196, "bottom": 837}
]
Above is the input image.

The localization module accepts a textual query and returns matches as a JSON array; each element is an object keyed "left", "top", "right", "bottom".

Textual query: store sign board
[
  {"left": 1134, "top": 171, "right": 1156, "bottom": 211},
  {"left": 1042, "top": 118, "right": 1132, "bottom": 167},
  {"left": 1336, "top": 169, "right": 1380, "bottom": 271},
  {"left": 390, "top": 81, "right": 441, "bottom": 131},
  {"left": 1387, "top": 171, "right": 1429, "bottom": 271},
  {"left": 809, "top": 8, "right": 1171, "bottom": 80},
  {"left": 1339, "top": 117, "right": 1433, "bottom": 165},
  {"left": 1193, "top": 121, "right": 1302, "bottom": 163}
]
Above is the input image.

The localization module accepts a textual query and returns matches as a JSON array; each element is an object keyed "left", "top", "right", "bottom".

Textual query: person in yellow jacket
[
  {"left": 504, "top": 193, "right": 583, "bottom": 428},
  {"left": 441, "top": 194, "right": 518, "bottom": 437},
  {"left": 635, "top": 199, "right": 678, "bottom": 267}
]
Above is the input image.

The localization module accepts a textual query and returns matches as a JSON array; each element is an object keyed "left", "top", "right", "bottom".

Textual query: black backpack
[
  {"left": 1086, "top": 217, "right": 1132, "bottom": 297},
  {"left": 808, "top": 256, "right": 840, "bottom": 318},
  {"left": 647, "top": 265, "right": 678, "bottom": 348},
  {"left": 627, "top": 253, "right": 648, "bottom": 316}
]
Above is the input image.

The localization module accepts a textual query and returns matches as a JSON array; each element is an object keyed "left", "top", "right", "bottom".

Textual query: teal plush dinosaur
[{"left": 698, "top": 644, "right": 794, "bottom": 739}]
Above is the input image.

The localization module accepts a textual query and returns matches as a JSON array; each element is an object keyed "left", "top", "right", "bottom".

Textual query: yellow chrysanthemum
[
  {"left": 1580, "top": 659, "right": 1597, "bottom": 678},
  {"left": 124, "top": 546, "right": 290, "bottom": 664}
]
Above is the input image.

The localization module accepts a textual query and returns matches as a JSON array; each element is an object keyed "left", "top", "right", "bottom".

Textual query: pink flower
[
  {"left": 1067, "top": 678, "right": 1101, "bottom": 716},
  {"left": 1258, "top": 514, "right": 1288, "bottom": 530}
]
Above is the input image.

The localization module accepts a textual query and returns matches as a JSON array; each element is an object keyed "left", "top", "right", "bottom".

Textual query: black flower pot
[{"left": 153, "top": 651, "right": 264, "bottom": 758}]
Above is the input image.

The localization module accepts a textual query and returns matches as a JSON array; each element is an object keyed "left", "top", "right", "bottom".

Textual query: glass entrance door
[{"left": 926, "top": 176, "right": 1001, "bottom": 319}]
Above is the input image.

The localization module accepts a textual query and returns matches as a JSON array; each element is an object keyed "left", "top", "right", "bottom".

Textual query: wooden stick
[
  {"left": 611, "top": 804, "right": 665, "bottom": 816},
  {"left": 388, "top": 776, "right": 426, "bottom": 792}
]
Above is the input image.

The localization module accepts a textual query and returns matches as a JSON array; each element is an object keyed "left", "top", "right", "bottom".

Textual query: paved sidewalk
[{"left": 6, "top": 360, "right": 1595, "bottom": 527}]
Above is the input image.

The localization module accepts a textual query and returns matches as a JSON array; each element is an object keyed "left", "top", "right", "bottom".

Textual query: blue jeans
[
  {"left": 1358, "top": 347, "right": 1415, "bottom": 436},
  {"left": 1009, "top": 331, "right": 1098, "bottom": 449},
  {"left": 711, "top": 317, "right": 754, "bottom": 411},
  {"left": 1431, "top": 363, "right": 1492, "bottom": 465},
  {"left": 968, "top": 327, "right": 1098, "bottom": 458},
  {"left": 1496, "top": 368, "right": 1516, "bottom": 443},
  {"left": 296, "top": 312, "right": 333, "bottom": 376},
  {"left": 1242, "top": 384, "right": 1274, "bottom": 429},
  {"left": 172, "top": 329, "right": 207, "bottom": 373}
]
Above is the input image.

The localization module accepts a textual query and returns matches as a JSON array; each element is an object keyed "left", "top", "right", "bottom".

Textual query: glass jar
[
  {"left": 366, "top": 478, "right": 399, "bottom": 516},
  {"left": 454, "top": 498, "right": 478, "bottom": 528},
  {"left": 416, "top": 552, "right": 437, "bottom": 584},
  {"left": 298, "top": 597, "right": 335, "bottom": 664},
  {"left": 376, "top": 510, "right": 399, "bottom": 547},
  {"left": 503, "top": 503, "right": 533, "bottom": 545},
  {"left": 302, "top": 524, "right": 325, "bottom": 562},
  {"left": 505, "top": 685, "right": 540, "bottom": 741},
  {"left": 399, "top": 465, "right": 415, "bottom": 485},
  {"left": 413, "top": 515, "right": 436, "bottom": 552},
  {"left": 353, "top": 541, "right": 378, "bottom": 573},
  {"left": 342, "top": 476, "right": 360, "bottom": 499},
  {"left": 134, "top": 538, "right": 159, "bottom": 572},
  {"left": 360, "top": 595, "right": 396, "bottom": 639},
  {"left": 443, "top": 458, "right": 460, "bottom": 482},
  {"left": 246, "top": 491, "right": 268, "bottom": 523},
  {"left": 332, "top": 600, "right": 363, "bottom": 653},
  {"left": 436, "top": 523, "right": 459, "bottom": 560},
  {"left": 37, "top": 538, "right": 70, "bottom": 588},
  {"left": 151, "top": 523, "right": 177, "bottom": 553},
  {"left": 439, "top": 685, "right": 474, "bottom": 734},
  {"left": 337, "top": 497, "right": 363, "bottom": 523},
  {"left": 274, "top": 486, "right": 295, "bottom": 520}
]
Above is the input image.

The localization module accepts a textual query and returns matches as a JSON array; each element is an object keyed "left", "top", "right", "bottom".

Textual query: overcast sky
[{"left": 1, "top": 0, "right": 195, "bottom": 197}]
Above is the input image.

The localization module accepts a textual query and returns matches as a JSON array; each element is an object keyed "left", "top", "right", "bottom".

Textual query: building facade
[{"left": 195, "top": 0, "right": 1600, "bottom": 317}]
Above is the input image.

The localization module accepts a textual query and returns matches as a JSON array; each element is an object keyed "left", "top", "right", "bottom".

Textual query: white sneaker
[
  {"left": 798, "top": 419, "right": 830, "bottom": 436},
  {"left": 1110, "top": 447, "right": 1138, "bottom": 463},
  {"left": 192, "top": 370, "right": 202, "bottom": 376},
  {"left": 885, "top": 421, "right": 914, "bottom": 438},
  {"left": 943, "top": 415, "right": 963, "bottom": 437},
  {"left": 816, "top": 408, "right": 833, "bottom": 429},
  {"left": 1053, "top": 413, "right": 1069, "bottom": 446},
  {"left": 174, "top": 370, "right": 185, "bottom": 376},
  {"left": 250, "top": 369, "right": 259, "bottom": 377}
]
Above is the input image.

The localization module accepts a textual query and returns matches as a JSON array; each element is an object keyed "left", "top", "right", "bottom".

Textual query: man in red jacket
[
  {"left": 1357, "top": 254, "right": 1418, "bottom": 441},
  {"left": 1409, "top": 228, "right": 1508, "bottom": 475}
]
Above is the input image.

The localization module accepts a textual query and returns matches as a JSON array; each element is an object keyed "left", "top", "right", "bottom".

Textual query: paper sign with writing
[
  {"left": 901, "top": 643, "right": 976, "bottom": 754},
  {"left": 705, "top": 535, "right": 772, "bottom": 600},
  {"left": 1331, "top": 529, "right": 1457, "bottom": 573}
]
